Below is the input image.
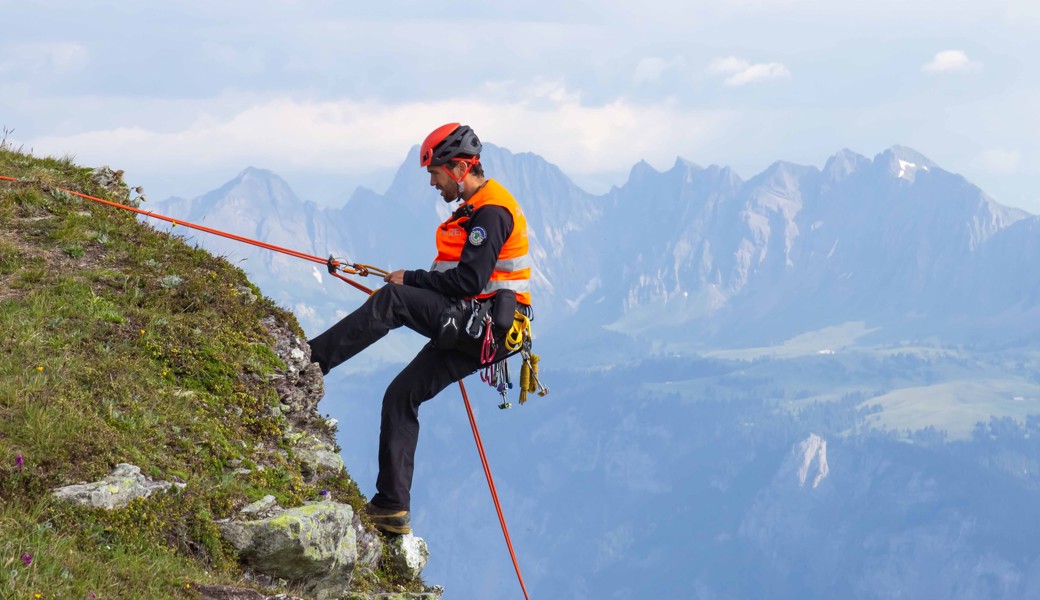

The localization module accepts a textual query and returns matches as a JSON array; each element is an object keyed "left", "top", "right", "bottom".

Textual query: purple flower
[
  {"left": 87, "top": 594, "right": 97, "bottom": 599},
  {"left": 16, "top": 454, "right": 23, "bottom": 469},
  {"left": 319, "top": 489, "right": 329, "bottom": 497},
  {"left": 21, "top": 553, "right": 31, "bottom": 566}
]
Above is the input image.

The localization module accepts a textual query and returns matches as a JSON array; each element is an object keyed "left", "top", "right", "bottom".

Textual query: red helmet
[{"left": 420, "top": 123, "right": 482, "bottom": 167}]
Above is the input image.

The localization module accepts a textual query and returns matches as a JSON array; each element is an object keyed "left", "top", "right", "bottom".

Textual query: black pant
[{"left": 308, "top": 284, "right": 503, "bottom": 511}]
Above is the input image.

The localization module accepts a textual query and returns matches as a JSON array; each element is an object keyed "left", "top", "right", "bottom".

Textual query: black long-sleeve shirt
[{"left": 403, "top": 203, "right": 514, "bottom": 299}]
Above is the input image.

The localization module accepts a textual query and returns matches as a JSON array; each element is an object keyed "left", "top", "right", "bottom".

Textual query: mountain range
[
  {"left": 153, "top": 144, "right": 1040, "bottom": 355},
  {"left": 151, "top": 144, "right": 1040, "bottom": 600}
]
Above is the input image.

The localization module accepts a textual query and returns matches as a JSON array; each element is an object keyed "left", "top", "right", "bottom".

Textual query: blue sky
[{"left": 1, "top": 0, "right": 1037, "bottom": 211}]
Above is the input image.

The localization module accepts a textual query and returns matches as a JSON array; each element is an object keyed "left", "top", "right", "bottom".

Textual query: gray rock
[
  {"left": 347, "top": 591, "right": 443, "bottom": 600},
  {"left": 352, "top": 513, "right": 382, "bottom": 574},
  {"left": 219, "top": 501, "right": 357, "bottom": 600},
  {"left": 90, "top": 166, "right": 135, "bottom": 207},
  {"left": 239, "top": 495, "right": 281, "bottom": 518},
  {"left": 293, "top": 433, "right": 345, "bottom": 476},
  {"left": 235, "top": 285, "right": 258, "bottom": 304},
  {"left": 195, "top": 585, "right": 308, "bottom": 600},
  {"left": 385, "top": 534, "right": 430, "bottom": 582},
  {"left": 261, "top": 316, "right": 324, "bottom": 428},
  {"left": 52, "top": 463, "right": 183, "bottom": 509}
]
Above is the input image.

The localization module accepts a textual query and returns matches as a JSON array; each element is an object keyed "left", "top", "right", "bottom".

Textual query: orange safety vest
[{"left": 431, "top": 179, "right": 532, "bottom": 306}]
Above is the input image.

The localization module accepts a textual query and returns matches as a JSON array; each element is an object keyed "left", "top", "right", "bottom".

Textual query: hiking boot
[{"left": 364, "top": 502, "right": 411, "bottom": 535}]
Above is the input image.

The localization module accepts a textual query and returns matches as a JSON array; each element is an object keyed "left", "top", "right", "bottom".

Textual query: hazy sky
[{"left": 1, "top": 0, "right": 1037, "bottom": 211}]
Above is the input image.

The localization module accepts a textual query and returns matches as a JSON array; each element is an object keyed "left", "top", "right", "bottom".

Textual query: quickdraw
[
  {"left": 480, "top": 359, "right": 513, "bottom": 410},
  {"left": 480, "top": 308, "right": 548, "bottom": 408}
]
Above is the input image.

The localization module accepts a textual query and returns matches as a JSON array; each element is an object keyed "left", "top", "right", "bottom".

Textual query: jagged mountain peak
[
  {"left": 764, "top": 159, "right": 817, "bottom": 176},
  {"left": 201, "top": 166, "right": 302, "bottom": 207},
  {"left": 745, "top": 160, "right": 818, "bottom": 190},
  {"left": 823, "top": 148, "right": 871, "bottom": 182},
  {"left": 704, "top": 164, "right": 744, "bottom": 187},
  {"left": 875, "top": 146, "right": 939, "bottom": 182},
  {"left": 882, "top": 145, "right": 938, "bottom": 167},
  {"left": 235, "top": 166, "right": 281, "bottom": 180},
  {"left": 627, "top": 158, "right": 661, "bottom": 182},
  {"left": 671, "top": 156, "right": 703, "bottom": 172}
]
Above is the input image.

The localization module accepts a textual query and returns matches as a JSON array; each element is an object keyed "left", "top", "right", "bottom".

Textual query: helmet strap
[{"left": 441, "top": 157, "right": 480, "bottom": 200}]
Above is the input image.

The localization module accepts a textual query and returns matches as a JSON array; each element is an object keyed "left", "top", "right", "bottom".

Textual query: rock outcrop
[
  {"left": 51, "top": 463, "right": 184, "bottom": 509},
  {"left": 218, "top": 501, "right": 359, "bottom": 600},
  {"left": 196, "top": 584, "right": 305, "bottom": 600},
  {"left": 385, "top": 535, "right": 430, "bottom": 582},
  {"left": 218, "top": 497, "right": 432, "bottom": 600}
]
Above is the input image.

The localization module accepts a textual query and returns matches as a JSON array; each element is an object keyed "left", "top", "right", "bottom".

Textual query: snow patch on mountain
[
  {"left": 897, "top": 159, "right": 928, "bottom": 181},
  {"left": 797, "top": 433, "right": 829, "bottom": 489}
]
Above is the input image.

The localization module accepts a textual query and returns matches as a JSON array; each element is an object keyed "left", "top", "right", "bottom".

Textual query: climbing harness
[{"left": 0, "top": 173, "right": 533, "bottom": 600}]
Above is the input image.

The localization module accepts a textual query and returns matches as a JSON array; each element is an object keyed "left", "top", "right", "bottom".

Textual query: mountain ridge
[{"left": 152, "top": 144, "right": 1040, "bottom": 352}]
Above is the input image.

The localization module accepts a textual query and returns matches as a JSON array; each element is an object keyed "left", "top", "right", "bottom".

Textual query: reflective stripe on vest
[
  {"left": 430, "top": 255, "right": 531, "bottom": 274},
  {"left": 432, "top": 179, "right": 532, "bottom": 305}
]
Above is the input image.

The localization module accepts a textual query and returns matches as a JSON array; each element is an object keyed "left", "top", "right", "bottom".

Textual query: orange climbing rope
[
  {"left": 0, "top": 174, "right": 384, "bottom": 294},
  {"left": 459, "top": 380, "right": 531, "bottom": 600},
  {"left": 0, "top": 173, "right": 531, "bottom": 600}
]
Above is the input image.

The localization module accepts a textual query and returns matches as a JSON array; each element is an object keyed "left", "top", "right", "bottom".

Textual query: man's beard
[{"left": 440, "top": 184, "right": 460, "bottom": 203}]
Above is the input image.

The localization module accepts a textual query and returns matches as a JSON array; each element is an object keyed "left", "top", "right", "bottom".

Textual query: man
[{"left": 308, "top": 123, "right": 532, "bottom": 534}]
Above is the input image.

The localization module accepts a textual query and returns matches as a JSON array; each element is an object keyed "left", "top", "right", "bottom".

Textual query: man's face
[{"left": 427, "top": 165, "right": 460, "bottom": 202}]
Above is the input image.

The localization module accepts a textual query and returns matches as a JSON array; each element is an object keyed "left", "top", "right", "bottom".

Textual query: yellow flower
[
  {"left": 35, "top": 595, "right": 42, "bottom": 599},
  {"left": 140, "top": 329, "right": 146, "bottom": 335},
  {"left": 36, "top": 366, "right": 43, "bottom": 372},
  {"left": 185, "top": 583, "right": 191, "bottom": 589}
]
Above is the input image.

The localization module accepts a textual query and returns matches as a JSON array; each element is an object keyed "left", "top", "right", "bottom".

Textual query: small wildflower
[
  {"left": 35, "top": 594, "right": 41, "bottom": 598},
  {"left": 21, "top": 553, "right": 31, "bottom": 566},
  {"left": 36, "top": 366, "right": 43, "bottom": 372},
  {"left": 140, "top": 329, "right": 145, "bottom": 335},
  {"left": 320, "top": 489, "right": 330, "bottom": 499},
  {"left": 185, "top": 583, "right": 190, "bottom": 589},
  {"left": 16, "top": 454, "right": 23, "bottom": 469},
  {"left": 87, "top": 594, "right": 97, "bottom": 599}
]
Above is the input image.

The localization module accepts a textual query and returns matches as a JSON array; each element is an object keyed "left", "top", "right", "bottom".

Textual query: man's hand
[{"left": 384, "top": 269, "right": 406, "bottom": 285}]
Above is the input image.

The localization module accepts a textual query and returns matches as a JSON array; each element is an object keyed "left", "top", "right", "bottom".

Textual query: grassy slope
[
  {"left": 643, "top": 342, "right": 1040, "bottom": 441},
  {"left": 0, "top": 148, "right": 374, "bottom": 599}
]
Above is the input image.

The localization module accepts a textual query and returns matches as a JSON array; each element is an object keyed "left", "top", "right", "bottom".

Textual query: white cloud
[
  {"left": 921, "top": 50, "right": 981, "bottom": 73},
  {"left": 633, "top": 56, "right": 686, "bottom": 85},
  {"left": 707, "top": 56, "right": 791, "bottom": 86},
  {"left": 26, "top": 87, "right": 737, "bottom": 185}
]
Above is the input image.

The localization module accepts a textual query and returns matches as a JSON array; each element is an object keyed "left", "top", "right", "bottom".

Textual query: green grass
[
  {"left": 0, "top": 147, "right": 377, "bottom": 598},
  {"left": 701, "top": 321, "right": 880, "bottom": 360},
  {"left": 859, "top": 379, "right": 1040, "bottom": 440}
]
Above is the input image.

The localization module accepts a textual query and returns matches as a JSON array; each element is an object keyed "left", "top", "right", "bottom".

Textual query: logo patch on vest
[{"left": 468, "top": 227, "right": 487, "bottom": 246}]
